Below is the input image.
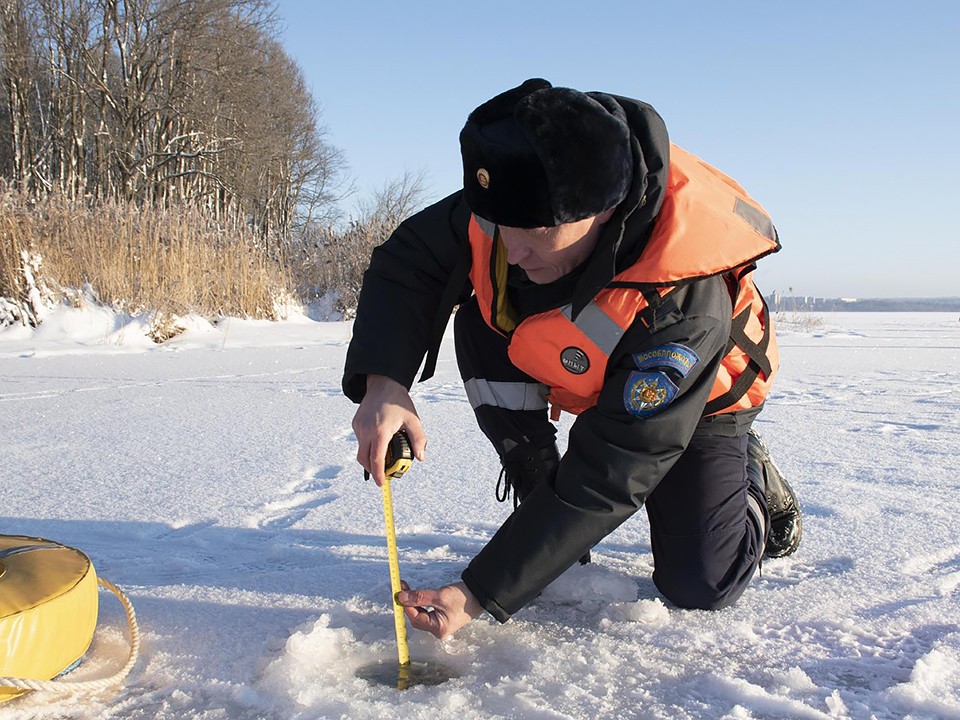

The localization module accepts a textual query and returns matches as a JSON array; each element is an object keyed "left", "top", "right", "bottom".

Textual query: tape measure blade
[{"left": 381, "top": 479, "right": 410, "bottom": 665}]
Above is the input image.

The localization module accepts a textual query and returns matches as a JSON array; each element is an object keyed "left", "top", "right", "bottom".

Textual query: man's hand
[
  {"left": 397, "top": 580, "right": 483, "bottom": 639},
  {"left": 352, "top": 375, "right": 427, "bottom": 486}
]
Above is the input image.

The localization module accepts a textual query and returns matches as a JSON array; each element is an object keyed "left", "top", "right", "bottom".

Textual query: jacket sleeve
[
  {"left": 462, "top": 276, "right": 734, "bottom": 621},
  {"left": 342, "top": 192, "right": 473, "bottom": 402}
]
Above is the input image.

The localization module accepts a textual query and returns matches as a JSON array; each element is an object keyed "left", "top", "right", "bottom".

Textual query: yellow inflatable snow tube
[{"left": 0, "top": 535, "right": 99, "bottom": 703}]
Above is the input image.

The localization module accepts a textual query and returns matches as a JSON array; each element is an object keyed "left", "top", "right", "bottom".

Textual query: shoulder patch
[
  {"left": 631, "top": 342, "right": 700, "bottom": 378},
  {"left": 623, "top": 370, "right": 679, "bottom": 418}
]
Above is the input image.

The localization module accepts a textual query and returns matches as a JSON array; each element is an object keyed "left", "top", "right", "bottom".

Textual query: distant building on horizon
[{"left": 766, "top": 294, "right": 960, "bottom": 313}]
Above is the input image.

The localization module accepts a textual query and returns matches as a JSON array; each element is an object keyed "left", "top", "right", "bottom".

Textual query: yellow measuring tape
[
  {"left": 377, "top": 431, "right": 414, "bottom": 667},
  {"left": 380, "top": 478, "right": 409, "bottom": 666}
]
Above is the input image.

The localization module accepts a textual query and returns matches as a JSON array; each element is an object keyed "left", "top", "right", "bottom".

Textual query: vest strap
[
  {"left": 702, "top": 294, "right": 773, "bottom": 416},
  {"left": 636, "top": 286, "right": 679, "bottom": 332}
]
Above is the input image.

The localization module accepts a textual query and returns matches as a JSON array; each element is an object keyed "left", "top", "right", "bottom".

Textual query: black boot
[
  {"left": 747, "top": 430, "right": 802, "bottom": 558},
  {"left": 496, "top": 443, "right": 560, "bottom": 508}
]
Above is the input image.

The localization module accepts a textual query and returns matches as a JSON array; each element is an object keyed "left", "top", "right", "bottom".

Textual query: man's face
[{"left": 498, "top": 209, "right": 614, "bottom": 284}]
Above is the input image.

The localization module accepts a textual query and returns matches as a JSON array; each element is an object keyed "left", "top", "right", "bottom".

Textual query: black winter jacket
[{"left": 343, "top": 94, "right": 763, "bottom": 621}]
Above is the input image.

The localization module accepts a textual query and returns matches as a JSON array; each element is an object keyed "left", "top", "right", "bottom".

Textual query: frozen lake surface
[{"left": 1, "top": 310, "right": 959, "bottom": 719}]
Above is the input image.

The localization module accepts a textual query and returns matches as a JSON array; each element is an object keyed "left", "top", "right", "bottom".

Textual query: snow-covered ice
[{"left": 1, "top": 308, "right": 958, "bottom": 719}]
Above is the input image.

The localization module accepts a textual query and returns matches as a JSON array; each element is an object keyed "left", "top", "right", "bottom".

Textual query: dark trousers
[
  {"left": 455, "top": 297, "right": 766, "bottom": 610},
  {"left": 646, "top": 432, "right": 764, "bottom": 609}
]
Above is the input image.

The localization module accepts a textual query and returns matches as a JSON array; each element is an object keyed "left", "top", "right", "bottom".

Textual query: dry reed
[{"left": 0, "top": 187, "right": 291, "bottom": 334}]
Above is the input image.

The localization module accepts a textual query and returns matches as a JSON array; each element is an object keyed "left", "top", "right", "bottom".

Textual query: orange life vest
[{"left": 468, "top": 144, "right": 780, "bottom": 418}]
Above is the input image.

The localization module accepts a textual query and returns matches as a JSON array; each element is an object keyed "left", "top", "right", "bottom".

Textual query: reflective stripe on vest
[
  {"left": 561, "top": 302, "right": 625, "bottom": 355},
  {"left": 475, "top": 216, "right": 497, "bottom": 241}
]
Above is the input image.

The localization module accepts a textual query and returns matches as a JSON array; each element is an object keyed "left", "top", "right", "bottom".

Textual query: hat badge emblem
[{"left": 477, "top": 168, "right": 491, "bottom": 189}]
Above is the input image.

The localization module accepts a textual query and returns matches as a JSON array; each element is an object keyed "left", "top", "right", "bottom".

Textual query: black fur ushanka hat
[{"left": 459, "top": 78, "right": 634, "bottom": 228}]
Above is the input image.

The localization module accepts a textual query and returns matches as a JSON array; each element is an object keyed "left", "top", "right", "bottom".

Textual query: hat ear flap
[{"left": 515, "top": 88, "right": 633, "bottom": 224}]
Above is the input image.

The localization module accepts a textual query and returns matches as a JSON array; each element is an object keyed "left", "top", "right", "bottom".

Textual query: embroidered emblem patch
[
  {"left": 560, "top": 346, "right": 590, "bottom": 375},
  {"left": 631, "top": 342, "right": 700, "bottom": 378},
  {"left": 623, "top": 370, "right": 679, "bottom": 418}
]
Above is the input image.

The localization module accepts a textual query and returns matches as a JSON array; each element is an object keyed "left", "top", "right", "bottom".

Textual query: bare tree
[
  {"left": 293, "top": 170, "right": 428, "bottom": 314},
  {"left": 0, "top": 0, "right": 42, "bottom": 192},
  {"left": 0, "top": 0, "right": 346, "bottom": 238}
]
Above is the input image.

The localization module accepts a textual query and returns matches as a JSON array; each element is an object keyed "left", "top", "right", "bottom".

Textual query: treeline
[
  {"left": 0, "top": 0, "right": 342, "bottom": 241},
  {"left": 0, "top": 0, "right": 427, "bottom": 331}
]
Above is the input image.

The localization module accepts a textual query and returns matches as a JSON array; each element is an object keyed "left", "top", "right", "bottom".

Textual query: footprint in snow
[
  {"left": 254, "top": 466, "right": 342, "bottom": 530},
  {"left": 902, "top": 545, "right": 960, "bottom": 597}
]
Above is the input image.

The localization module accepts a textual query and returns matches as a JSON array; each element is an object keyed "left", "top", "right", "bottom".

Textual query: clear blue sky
[{"left": 273, "top": 0, "right": 959, "bottom": 299}]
